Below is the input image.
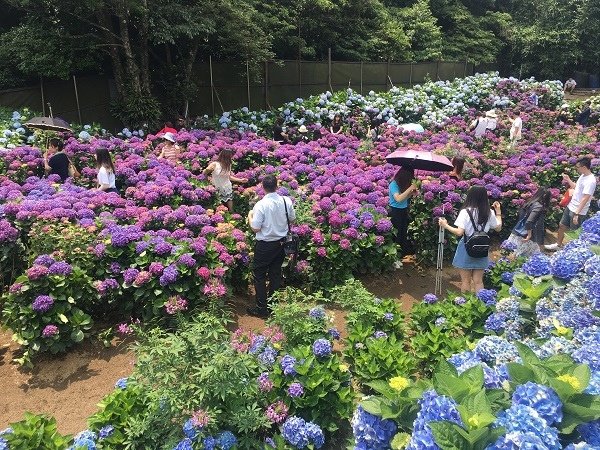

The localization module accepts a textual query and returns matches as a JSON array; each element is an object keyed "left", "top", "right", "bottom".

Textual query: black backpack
[{"left": 464, "top": 209, "right": 490, "bottom": 258}]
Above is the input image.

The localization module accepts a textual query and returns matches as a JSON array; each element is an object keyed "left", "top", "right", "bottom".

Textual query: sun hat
[
  {"left": 485, "top": 110, "right": 498, "bottom": 118},
  {"left": 163, "top": 132, "right": 176, "bottom": 143},
  {"left": 298, "top": 125, "right": 308, "bottom": 133}
]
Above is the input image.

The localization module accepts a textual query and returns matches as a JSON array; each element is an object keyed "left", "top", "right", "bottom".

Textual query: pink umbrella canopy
[{"left": 386, "top": 149, "right": 453, "bottom": 172}]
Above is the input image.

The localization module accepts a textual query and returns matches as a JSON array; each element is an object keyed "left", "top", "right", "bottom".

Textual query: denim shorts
[{"left": 560, "top": 208, "right": 585, "bottom": 229}]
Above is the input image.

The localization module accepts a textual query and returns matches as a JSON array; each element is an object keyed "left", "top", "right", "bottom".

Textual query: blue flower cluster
[
  {"left": 551, "top": 247, "right": 593, "bottom": 280},
  {"left": 586, "top": 274, "right": 600, "bottom": 306},
  {"left": 493, "top": 404, "right": 561, "bottom": 450},
  {"left": 522, "top": 253, "right": 551, "bottom": 277},
  {"left": 258, "top": 346, "right": 278, "bottom": 366},
  {"left": 581, "top": 213, "right": 600, "bottom": 235},
  {"left": 115, "top": 377, "right": 128, "bottom": 389},
  {"left": 406, "top": 390, "right": 463, "bottom": 450},
  {"left": 0, "top": 428, "right": 13, "bottom": 450},
  {"left": 578, "top": 420, "right": 600, "bottom": 447},
  {"left": 487, "top": 431, "right": 549, "bottom": 450},
  {"left": 474, "top": 336, "right": 519, "bottom": 364},
  {"left": 281, "top": 354, "right": 297, "bottom": 376},
  {"left": 585, "top": 256, "right": 600, "bottom": 276},
  {"left": 309, "top": 306, "right": 326, "bottom": 320},
  {"left": 485, "top": 313, "right": 507, "bottom": 333},
  {"left": 501, "top": 271, "right": 514, "bottom": 285},
  {"left": 477, "top": 289, "right": 498, "bottom": 306},
  {"left": 68, "top": 430, "right": 98, "bottom": 450},
  {"left": 512, "top": 382, "right": 563, "bottom": 425},
  {"left": 282, "top": 416, "right": 325, "bottom": 449},
  {"left": 312, "top": 339, "right": 332, "bottom": 358},
  {"left": 351, "top": 406, "right": 397, "bottom": 450}
]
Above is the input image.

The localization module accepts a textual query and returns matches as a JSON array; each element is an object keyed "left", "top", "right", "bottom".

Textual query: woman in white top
[
  {"left": 509, "top": 109, "right": 523, "bottom": 144},
  {"left": 439, "top": 186, "right": 502, "bottom": 293},
  {"left": 203, "top": 149, "right": 248, "bottom": 210},
  {"left": 95, "top": 148, "right": 118, "bottom": 193}
]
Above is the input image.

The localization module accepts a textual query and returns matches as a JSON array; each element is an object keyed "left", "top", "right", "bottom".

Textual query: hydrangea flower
[
  {"left": 282, "top": 416, "right": 324, "bottom": 449},
  {"left": 423, "top": 293, "right": 438, "bottom": 304},
  {"left": 32, "top": 295, "right": 54, "bottom": 313},
  {"left": 288, "top": 382, "right": 304, "bottom": 397},
  {"left": 312, "top": 339, "right": 332, "bottom": 357},
  {"left": 477, "top": 288, "right": 497, "bottom": 306},
  {"left": 115, "top": 377, "right": 128, "bottom": 389},
  {"left": 522, "top": 253, "right": 551, "bottom": 277},
  {"left": 493, "top": 404, "right": 560, "bottom": 450},
  {"left": 280, "top": 354, "right": 297, "bottom": 376},
  {"left": 512, "top": 382, "right": 563, "bottom": 425},
  {"left": 578, "top": 420, "right": 600, "bottom": 446},
  {"left": 216, "top": 431, "right": 237, "bottom": 450},
  {"left": 352, "top": 406, "right": 397, "bottom": 450},
  {"left": 309, "top": 306, "right": 326, "bottom": 320}
]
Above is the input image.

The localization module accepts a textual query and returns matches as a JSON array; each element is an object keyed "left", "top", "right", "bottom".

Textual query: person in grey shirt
[{"left": 247, "top": 175, "right": 296, "bottom": 318}]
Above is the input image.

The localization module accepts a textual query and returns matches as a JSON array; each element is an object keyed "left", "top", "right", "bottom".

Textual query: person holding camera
[{"left": 247, "top": 175, "right": 296, "bottom": 318}]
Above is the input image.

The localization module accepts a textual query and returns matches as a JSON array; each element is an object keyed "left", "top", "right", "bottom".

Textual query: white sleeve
[
  {"left": 285, "top": 197, "right": 296, "bottom": 221},
  {"left": 250, "top": 203, "right": 264, "bottom": 230},
  {"left": 488, "top": 210, "right": 499, "bottom": 229},
  {"left": 583, "top": 177, "right": 597, "bottom": 196},
  {"left": 454, "top": 209, "right": 469, "bottom": 230},
  {"left": 97, "top": 167, "right": 110, "bottom": 185}
]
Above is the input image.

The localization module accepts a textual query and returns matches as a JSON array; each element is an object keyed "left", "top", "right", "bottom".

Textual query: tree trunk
[
  {"left": 97, "top": 10, "right": 125, "bottom": 100},
  {"left": 138, "top": 0, "right": 151, "bottom": 94},
  {"left": 115, "top": 1, "right": 142, "bottom": 95}
]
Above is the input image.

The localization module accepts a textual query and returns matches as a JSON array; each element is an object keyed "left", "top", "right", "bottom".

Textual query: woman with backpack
[
  {"left": 438, "top": 186, "right": 502, "bottom": 293},
  {"left": 506, "top": 187, "right": 551, "bottom": 257}
]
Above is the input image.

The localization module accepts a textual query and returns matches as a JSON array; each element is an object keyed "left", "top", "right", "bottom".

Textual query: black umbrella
[{"left": 24, "top": 117, "right": 72, "bottom": 133}]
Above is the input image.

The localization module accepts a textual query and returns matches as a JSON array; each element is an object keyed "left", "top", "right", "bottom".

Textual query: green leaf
[
  {"left": 71, "top": 329, "right": 84, "bottom": 342},
  {"left": 58, "top": 313, "right": 69, "bottom": 323},
  {"left": 506, "top": 363, "right": 535, "bottom": 385},
  {"left": 429, "top": 421, "right": 470, "bottom": 450}
]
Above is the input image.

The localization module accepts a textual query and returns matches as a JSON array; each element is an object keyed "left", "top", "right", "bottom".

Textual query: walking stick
[{"left": 435, "top": 224, "right": 445, "bottom": 296}]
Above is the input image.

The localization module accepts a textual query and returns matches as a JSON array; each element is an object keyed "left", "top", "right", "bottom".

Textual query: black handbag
[{"left": 283, "top": 197, "right": 299, "bottom": 256}]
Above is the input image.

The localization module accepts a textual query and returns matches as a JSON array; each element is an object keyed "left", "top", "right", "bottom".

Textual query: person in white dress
[{"left": 203, "top": 149, "right": 248, "bottom": 210}]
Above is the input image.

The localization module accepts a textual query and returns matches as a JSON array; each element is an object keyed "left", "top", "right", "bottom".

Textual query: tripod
[{"left": 435, "top": 224, "right": 445, "bottom": 296}]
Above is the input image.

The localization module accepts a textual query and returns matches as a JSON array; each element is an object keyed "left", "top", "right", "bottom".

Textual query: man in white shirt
[
  {"left": 247, "top": 175, "right": 296, "bottom": 318},
  {"left": 509, "top": 109, "right": 523, "bottom": 145},
  {"left": 546, "top": 157, "right": 597, "bottom": 250}
]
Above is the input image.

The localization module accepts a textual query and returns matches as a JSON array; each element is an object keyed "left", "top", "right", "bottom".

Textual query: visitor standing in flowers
[
  {"left": 507, "top": 187, "right": 551, "bottom": 256},
  {"left": 158, "top": 132, "right": 180, "bottom": 163},
  {"left": 272, "top": 117, "right": 289, "bottom": 143},
  {"left": 438, "top": 186, "right": 502, "bottom": 293},
  {"left": 44, "top": 138, "right": 78, "bottom": 182},
  {"left": 448, "top": 156, "right": 465, "bottom": 181},
  {"left": 95, "top": 148, "right": 118, "bottom": 193},
  {"left": 388, "top": 168, "right": 417, "bottom": 265},
  {"left": 469, "top": 111, "right": 487, "bottom": 138},
  {"left": 247, "top": 175, "right": 296, "bottom": 318},
  {"left": 330, "top": 114, "right": 343, "bottom": 134},
  {"left": 546, "top": 157, "right": 597, "bottom": 251},
  {"left": 508, "top": 109, "right": 522, "bottom": 145},
  {"left": 203, "top": 149, "right": 248, "bottom": 211}
]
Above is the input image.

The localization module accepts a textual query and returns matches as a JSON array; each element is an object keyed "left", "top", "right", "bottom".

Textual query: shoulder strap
[
  {"left": 466, "top": 209, "right": 482, "bottom": 232},
  {"left": 283, "top": 196, "right": 291, "bottom": 233}
]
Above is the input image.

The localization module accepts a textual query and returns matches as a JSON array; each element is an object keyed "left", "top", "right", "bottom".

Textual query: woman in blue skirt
[{"left": 438, "top": 186, "right": 502, "bottom": 293}]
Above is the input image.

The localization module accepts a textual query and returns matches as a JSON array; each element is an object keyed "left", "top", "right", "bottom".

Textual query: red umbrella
[{"left": 386, "top": 150, "right": 453, "bottom": 172}]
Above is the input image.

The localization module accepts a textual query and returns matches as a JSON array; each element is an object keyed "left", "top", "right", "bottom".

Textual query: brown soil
[{"left": 0, "top": 263, "right": 462, "bottom": 435}]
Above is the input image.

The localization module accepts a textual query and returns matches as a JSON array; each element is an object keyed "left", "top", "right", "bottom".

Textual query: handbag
[
  {"left": 512, "top": 205, "right": 530, "bottom": 238},
  {"left": 283, "top": 197, "right": 299, "bottom": 256},
  {"left": 67, "top": 156, "right": 80, "bottom": 178},
  {"left": 559, "top": 189, "right": 573, "bottom": 208}
]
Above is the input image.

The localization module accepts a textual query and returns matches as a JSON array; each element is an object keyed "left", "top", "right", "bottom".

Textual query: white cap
[
  {"left": 163, "top": 132, "right": 176, "bottom": 143},
  {"left": 298, "top": 125, "right": 308, "bottom": 133}
]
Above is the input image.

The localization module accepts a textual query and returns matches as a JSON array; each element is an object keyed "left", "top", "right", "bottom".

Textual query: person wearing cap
[
  {"left": 158, "top": 132, "right": 180, "bottom": 163},
  {"left": 247, "top": 175, "right": 296, "bottom": 318},
  {"left": 484, "top": 110, "right": 497, "bottom": 130},
  {"left": 294, "top": 125, "right": 310, "bottom": 144}
]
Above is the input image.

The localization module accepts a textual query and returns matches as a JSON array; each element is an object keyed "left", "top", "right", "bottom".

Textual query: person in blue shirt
[{"left": 389, "top": 168, "right": 417, "bottom": 261}]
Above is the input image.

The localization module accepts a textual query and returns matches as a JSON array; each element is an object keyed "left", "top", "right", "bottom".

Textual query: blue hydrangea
[
  {"left": 551, "top": 247, "right": 591, "bottom": 280},
  {"left": 173, "top": 438, "right": 194, "bottom": 450},
  {"left": 512, "top": 382, "right": 563, "bottom": 425},
  {"left": 249, "top": 335, "right": 267, "bottom": 354},
  {"left": 183, "top": 419, "right": 200, "bottom": 440},
  {"left": 98, "top": 425, "right": 114, "bottom": 439},
  {"left": 352, "top": 406, "right": 397, "bottom": 450},
  {"left": 585, "top": 256, "right": 600, "bottom": 276},
  {"left": 573, "top": 343, "right": 600, "bottom": 371},
  {"left": 328, "top": 328, "right": 341, "bottom": 340},
  {"left": 578, "top": 420, "right": 600, "bottom": 446},
  {"left": 282, "top": 416, "right": 324, "bottom": 449},
  {"left": 69, "top": 431, "right": 98, "bottom": 450},
  {"left": 309, "top": 306, "right": 326, "bottom": 320},
  {"left": 483, "top": 363, "right": 510, "bottom": 389},
  {"left": 487, "top": 431, "right": 551, "bottom": 450},
  {"left": 448, "top": 350, "right": 482, "bottom": 373},
  {"left": 216, "top": 431, "right": 237, "bottom": 449},
  {"left": 281, "top": 354, "right": 297, "bottom": 375},
  {"left": 522, "top": 253, "right": 551, "bottom": 277},
  {"left": 258, "top": 345, "right": 278, "bottom": 366},
  {"left": 537, "top": 336, "right": 577, "bottom": 359},
  {"left": 494, "top": 404, "right": 560, "bottom": 450},
  {"left": 203, "top": 436, "right": 217, "bottom": 450},
  {"left": 564, "top": 443, "right": 597, "bottom": 450},
  {"left": 474, "top": 336, "right": 519, "bottom": 364},
  {"left": 0, "top": 428, "right": 12, "bottom": 450},
  {"left": 509, "top": 286, "right": 522, "bottom": 297},
  {"left": 485, "top": 313, "right": 507, "bottom": 333},
  {"left": 496, "top": 298, "right": 520, "bottom": 319},
  {"left": 501, "top": 271, "right": 515, "bottom": 285},
  {"left": 586, "top": 274, "right": 600, "bottom": 304},
  {"left": 477, "top": 289, "right": 498, "bottom": 306},
  {"left": 312, "top": 339, "right": 332, "bottom": 358},
  {"left": 582, "top": 214, "right": 600, "bottom": 236},
  {"left": 575, "top": 326, "right": 600, "bottom": 346},
  {"left": 115, "top": 377, "right": 128, "bottom": 389},
  {"left": 406, "top": 390, "right": 463, "bottom": 450},
  {"left": 585, "top": 370, "right": 600, "bottom": 395}
]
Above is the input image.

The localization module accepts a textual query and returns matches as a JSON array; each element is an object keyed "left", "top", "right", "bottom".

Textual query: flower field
[{"left": 1, "top": 73, "right": 600, "bottom": 449}]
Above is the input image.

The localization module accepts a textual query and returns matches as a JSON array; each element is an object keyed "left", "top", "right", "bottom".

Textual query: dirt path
[{"left": 0, "top": 263, "right": 462, "bottom": 435}]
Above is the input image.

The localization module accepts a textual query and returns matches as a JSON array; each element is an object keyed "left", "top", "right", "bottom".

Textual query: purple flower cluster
[
  {"left": 42, "top": 324, "right": 59, "bottom": 338},
  {"left": 312, "top": 339, "right": 332, "bottom": 358},
  {"left": 32, "top": 295, "right": 54, "bottom": 313},
  {"left": 423, "top": 293, "right": 438, "bottom": 304}
]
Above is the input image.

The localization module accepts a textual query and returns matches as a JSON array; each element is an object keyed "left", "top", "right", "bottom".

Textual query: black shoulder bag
[{"left": 283, "top": 197, "right": 299, "bottom": 256}]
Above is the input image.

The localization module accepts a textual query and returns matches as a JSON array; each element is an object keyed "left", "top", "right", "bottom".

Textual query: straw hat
[
  {"left": 485, "top": 110, "right": 498, "bottom": 118},
  {"left": 298, "top": 125, "right": 308, "bottom": 133}
]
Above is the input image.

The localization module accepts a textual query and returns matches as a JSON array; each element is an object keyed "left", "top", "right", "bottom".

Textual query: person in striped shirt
[{"left": 158, "top": 132, "right": 180, "bottom": 163}]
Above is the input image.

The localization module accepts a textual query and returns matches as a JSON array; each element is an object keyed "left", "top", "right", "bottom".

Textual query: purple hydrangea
[
  {"left": 32, "top": 295, "right": 54, "bottom": 313},
  {"left": 42, "top": 324, "right": 59, "bottom": 338},
  {"left": 33, "top": 254, "right": 55, "bottom": 267},
  {"left": 328, "top": 328, "right": 341, "bottom": 340},
  {"left": 159, "top": 264, "right": 179, "bottom": 286},
  {"left": 281, "top": 354, "right": 297, "bottom": 376},
  {"left": 423, "top": 293, "right": 438, "bottom": 304},
  {"left": 48, "top": 261, "right": 73, "bottom": 276},
  {"left": 312, "top": 339, "right": 332, "bottom": 358},
  {"left": 288, "top": 382, "right": 304, "bottom": 397}
]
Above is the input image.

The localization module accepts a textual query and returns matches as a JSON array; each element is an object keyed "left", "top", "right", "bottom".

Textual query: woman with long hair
[
  {"left": 439, "top": 186, "right": 502, "bottom": 293},
  {"left": 389, "top": 167, "right": 417, "bottom": 264},
  {"left": 95, "top": 148, "right": 118, "bottom": 193},
  {"left": 507, "top": 187, "right": 551, "bottom": 256},
  {"left": 330, "top": 114, "right": 343, "bottom": 134},
  {"left": 449, "top": 156, "right": 465, "bottom": 181},
  {"left": 203, "top": 149, "right": 248, "bottom": 210}
]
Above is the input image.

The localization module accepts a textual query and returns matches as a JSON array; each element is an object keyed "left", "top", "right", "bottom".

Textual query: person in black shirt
[
  {"left": 44, "top": 138, "right": 70, "bottom": 182},
  {"left": 330, "top": 114, "right": 343, "bottom": 134},
  {"left": 272, "top": 117, "right": 288, "bottom": 143},
  {"left": 576, "top": 101, "right": 592, "bottom": 127}
]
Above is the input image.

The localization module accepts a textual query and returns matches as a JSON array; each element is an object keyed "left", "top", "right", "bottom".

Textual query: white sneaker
[
  {"left": 394, "top": 260, "right": 403, "bottom": 269},
  {"left": 544, "top": 243, "right": 560, "bottom": 251}
]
